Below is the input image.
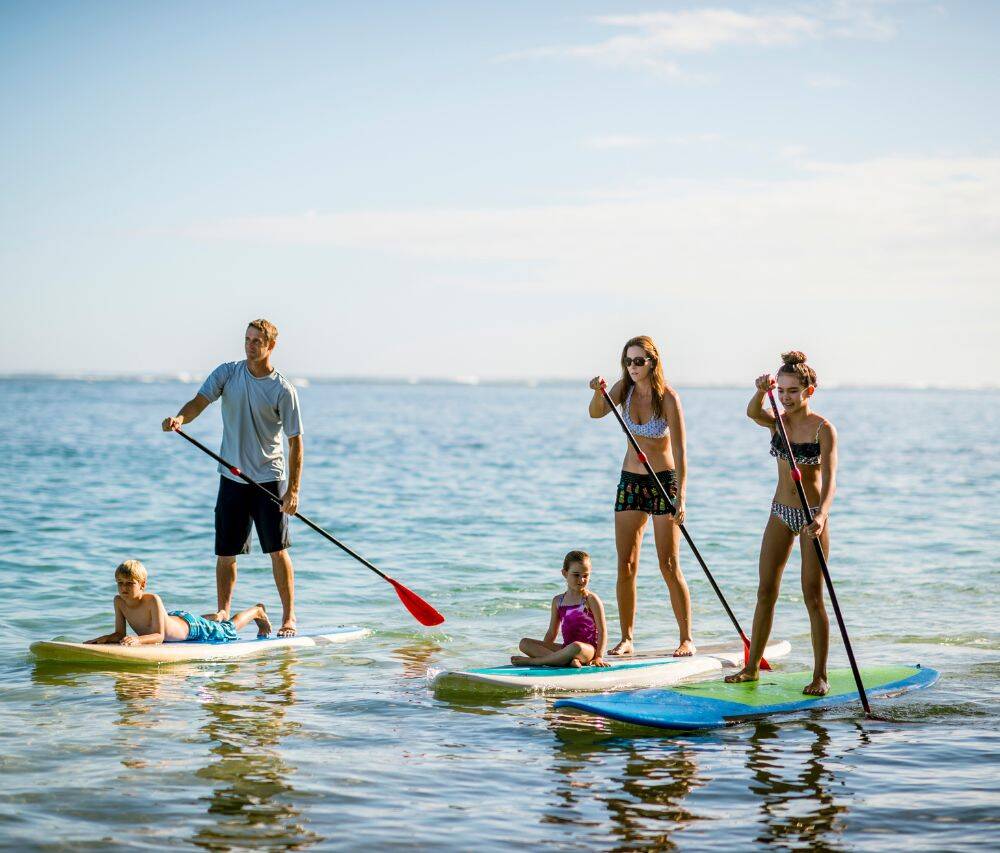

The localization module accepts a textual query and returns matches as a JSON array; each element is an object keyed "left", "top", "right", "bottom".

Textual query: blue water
[{"left": 1, "top": 380, "right": 997, "bottom": 850}]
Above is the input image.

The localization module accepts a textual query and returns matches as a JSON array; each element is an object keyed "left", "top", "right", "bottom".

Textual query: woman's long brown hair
[{"left": 619, "top": 335, "right": 666, "bottom": 419}]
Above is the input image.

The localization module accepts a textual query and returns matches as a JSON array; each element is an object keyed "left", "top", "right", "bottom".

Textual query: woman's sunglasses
[{"left": 624, "top": 356, "right": 654, "bottom": 367}]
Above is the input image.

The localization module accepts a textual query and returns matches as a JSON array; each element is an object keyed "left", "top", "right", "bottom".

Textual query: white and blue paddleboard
[
  {"left": 30, "top": 626, "right": 370, "bottom": 665},
  {"left": 556, "top": 665, "right": 939, "bottom": 729},
  {"left": 431, "top": 640, "right": 791, "bottom": 694}
]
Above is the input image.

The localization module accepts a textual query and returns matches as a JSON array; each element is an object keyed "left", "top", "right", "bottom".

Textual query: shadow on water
[
  {"left": 31, "top": 655, "right": 323, "bottom": 849},
  {"left": 190, "top": 656, "right": 321, "bottom": 850},
  {"left": 542, "top": 706, "right": 708, "bottom": 849},
  {"left": 744, "top": 719, "right": 851, "bottom": 851},
  {"left": 544, "top": 706, "right": 884, "bottom": 850}
]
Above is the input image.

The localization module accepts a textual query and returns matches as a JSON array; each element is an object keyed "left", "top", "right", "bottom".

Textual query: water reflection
[
  {"left": 390, "top": 639, "right": 443, "bottom": 679},
  {"left": 744, "top": 719, "right": 848, "bottom": 850},
  {"left": 191, "top": 656, "right": 321, "bottom": 850},
  {"left": 544, "top": 708, "right": 707, "bottom": 849}
]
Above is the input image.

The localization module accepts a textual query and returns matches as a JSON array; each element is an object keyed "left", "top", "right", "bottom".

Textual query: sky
[{"left": 2, "top": 0, "right": 998, "bottom": 386}]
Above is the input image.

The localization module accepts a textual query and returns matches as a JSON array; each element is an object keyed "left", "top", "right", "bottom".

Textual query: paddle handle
[
  {"left": 599, "top": 383, "right": 753, "bottom": 648},
  {"left": 172, "top": 427, "right": 391, "bottom": 582},
  {"left": 766, "top": 388, "right": 872, "bottom": 715}
]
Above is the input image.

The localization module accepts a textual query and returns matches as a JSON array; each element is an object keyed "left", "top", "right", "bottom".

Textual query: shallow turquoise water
[{"left": 1, "top": 381, "right": 997, "bottom": 850}]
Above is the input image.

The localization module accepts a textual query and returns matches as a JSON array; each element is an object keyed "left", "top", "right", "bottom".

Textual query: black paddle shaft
[
  {"left": 599, "top": 384, "right": 751, "bottom": 644},
  {"left": 172, "top": 427, "right": 391, "bottom": 583},
  {"left": 766, "top": 388, "right": 873, "bottom": 715}
]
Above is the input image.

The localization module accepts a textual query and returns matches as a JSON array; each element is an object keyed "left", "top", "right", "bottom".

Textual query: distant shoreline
[{"left": 1, "top": 373, "right": 996, "bottom": 392}]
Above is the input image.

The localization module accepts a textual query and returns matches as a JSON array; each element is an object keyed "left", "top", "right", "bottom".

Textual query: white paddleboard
[
  {"left": 30, "top": 626, "right": 370, "bottom": 665},
  {"left": 431, "top": 640, "right": 791, "bottom": 694}
]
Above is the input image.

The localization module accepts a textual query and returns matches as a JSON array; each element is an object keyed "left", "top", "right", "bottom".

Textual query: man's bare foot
[
  {"left": 673, "top": 640, "right": 697, "bottom": 657},
  {"left": 253, "top": 604, "right": 272, "bottom": 638},
  {"left": 277, "top": 621, "right": 297, "bottom": 638},
  {"left": 205, "top": 610, "right": 228, "bottom": 623},
  {"left": 608, "top": 639, "right": 634, "bottom": 656},
  {"left": 803, "top": 676, "right": 829, "bottom": 696},
  {"left": 511, "top": 655, "right": 533, "bottom": 666},
  {"left": 725, "top": 666, "right": 760, "bottom": 684}
]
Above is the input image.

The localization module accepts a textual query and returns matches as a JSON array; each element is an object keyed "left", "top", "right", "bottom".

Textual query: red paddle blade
[
  {"left": 388, "top": 577, "right": 445, "bottom": 626},
  {"left": 743, "top": 638, "right": 772, "bottom": 671}
]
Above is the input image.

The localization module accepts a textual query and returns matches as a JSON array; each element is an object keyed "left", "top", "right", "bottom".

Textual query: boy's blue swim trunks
[{"left": 170, "top": 610, "right": 239, "bottom": 644}]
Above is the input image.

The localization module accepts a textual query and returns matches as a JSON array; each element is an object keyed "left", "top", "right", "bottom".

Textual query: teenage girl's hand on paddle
[
  {"left": 805, "top": 512, "right": 827, "bottom": 539},
  {"left": 755, "top": 374, "right": 775, "bottom": 393}
]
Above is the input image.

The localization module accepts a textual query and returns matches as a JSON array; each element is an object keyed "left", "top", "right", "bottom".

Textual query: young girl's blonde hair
[
  {"left": 115, "top": 559, "right": 147, "bottom": 584},
  {"left": 562, "top": 550, "right": 591, "bottom": 571}
]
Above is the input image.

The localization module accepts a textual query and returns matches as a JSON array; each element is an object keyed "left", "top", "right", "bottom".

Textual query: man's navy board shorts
[{"left": 215, "top": 476, "right": 291, "bottom": 556}]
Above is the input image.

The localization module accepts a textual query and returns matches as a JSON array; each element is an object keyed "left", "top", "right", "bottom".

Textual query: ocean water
[{"left": 0, "top": 380, "right": 996, "bottom": 851}]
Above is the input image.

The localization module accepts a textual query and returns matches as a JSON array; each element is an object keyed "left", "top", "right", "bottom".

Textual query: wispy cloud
[
  {"left": 504, "top": 3, "right": 898, "bottom": 77},
  {"left": 584, "top": 134, "right": 656, "bottom": 150},
  {"left": 184, "top": 156, "right": 1000, "bottom": 303},
  {"left": 584, "top": 132, "right": 721, "bottom": 149}
]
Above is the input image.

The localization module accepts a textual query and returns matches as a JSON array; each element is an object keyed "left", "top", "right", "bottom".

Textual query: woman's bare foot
[
  {"left": 609, "top": 639, "right": 634, "bottom": 656},
  {"left": 803, "top": 676, "right": 829, "bottom": 696},
  {"left": 725, "top": 666, "right": 760, "bottom": 684},
  {"left": 511, "top": 655, "right": 534, "bottom": 666},
  {"left": 253, "top": 604, "right": 272, "bottom": 638},
  {"left": 205, "top": 610, "right": 228, "bottom": 623},
  {"left": 567, "top": 658, "right": 583, "bottom": 668},
  {"left": 673, "top": 640, "right": 696, "bottom": 657},
  {"left": 277, "top": 621, "right": 297, "bottom": 638}
]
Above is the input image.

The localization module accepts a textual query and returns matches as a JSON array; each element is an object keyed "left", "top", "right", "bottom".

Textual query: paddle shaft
[
  {"left": 172, "top": 427, "right": 392, "bottom": 583},
  {"left": 600, "top": 385, "right": 752, "bottom": 646},
  {"left": 766, "top": 388, "right": 872, "bottom": 715}
]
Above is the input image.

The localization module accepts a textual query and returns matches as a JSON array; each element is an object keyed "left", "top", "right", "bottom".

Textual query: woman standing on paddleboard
[
  {"left": 588, "top": 335, "right": 695, "bottom": 657},
  {"left": 726, "top": 351, "right": 838, "bottom": 695}
]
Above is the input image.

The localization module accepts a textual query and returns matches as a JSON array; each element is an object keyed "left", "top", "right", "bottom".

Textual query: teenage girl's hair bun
[{"left": 781, "top": 350, "right": 807, "bottom": 366}]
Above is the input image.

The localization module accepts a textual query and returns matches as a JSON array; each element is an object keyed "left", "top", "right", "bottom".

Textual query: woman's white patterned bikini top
[{"left": 622, "top": 386, "right": 668, "bottom": 438}]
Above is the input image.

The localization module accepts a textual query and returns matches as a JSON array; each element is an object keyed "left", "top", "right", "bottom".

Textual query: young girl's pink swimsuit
[{"left": 558, "top": 594, "right": 598, "bottom": 646}]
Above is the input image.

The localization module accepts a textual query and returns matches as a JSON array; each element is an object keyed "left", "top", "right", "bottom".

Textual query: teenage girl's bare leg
[
  {"left": 511, "top": 642, "right": 595, "bottom": 668},
  {"left": 611, "top": 510, "right": 649, "bottom": 655},
  {"left": 800, "top": 524, "right": 831, "bottom": 695},
  {"left": 726, "top": 514, "right": 795, "bottom": 683},
  {"left": 652, "top": 513, "right": 695, "bottom": 656}
]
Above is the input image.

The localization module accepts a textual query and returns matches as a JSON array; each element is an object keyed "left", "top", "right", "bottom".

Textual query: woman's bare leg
[
  {"left": 652, "top": 513, "right": 694, "bottom": 655},
  {"left": 726, "top": 514, "right": 795, "bottom": 682},
  {"left": 612, "top": 510, "right": 649, "bottom": 655},
  {"left": 800, "top": 524, "right": 831, "bottom": 695}
]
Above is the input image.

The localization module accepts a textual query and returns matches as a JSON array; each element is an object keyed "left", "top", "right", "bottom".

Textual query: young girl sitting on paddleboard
[
  {"left": 512, "top": 551, "right": 610, "bottom": 668},
  {"left": 726, "top": 351, "right": 838, "bottom": 696}
]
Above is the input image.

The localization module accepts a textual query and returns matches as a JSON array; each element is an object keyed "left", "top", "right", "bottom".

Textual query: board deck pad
[
  {"left": 30, "top": 626, "right": 370, "bottom": 665},
  {"left": 555, "top": 665, "right": 939, "bottom": 729},
  {"left": 431, "top": 640, "right": 791, "bottom": 694}
]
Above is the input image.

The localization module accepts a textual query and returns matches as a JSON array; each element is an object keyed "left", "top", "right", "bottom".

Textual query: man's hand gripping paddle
[
  {"left": 599, "top": 381, "right": 768, "bottom": 669},
  {"left": 171, "top": 427, "right": 444, "bottom": 627}
]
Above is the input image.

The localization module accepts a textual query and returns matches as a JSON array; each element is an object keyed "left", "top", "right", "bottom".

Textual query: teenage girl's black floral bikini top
[{"left": 769, "top": 422, "right": 823, "bottom": 466}]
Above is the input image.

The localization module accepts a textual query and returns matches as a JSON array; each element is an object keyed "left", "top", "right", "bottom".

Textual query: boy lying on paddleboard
[{"left": 85, "top": 559, "right": 271, "bottom": 646}]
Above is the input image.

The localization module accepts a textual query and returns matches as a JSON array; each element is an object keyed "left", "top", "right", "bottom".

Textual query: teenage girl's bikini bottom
[{"left": 771, "top": 501, "right": 821, "bottom": 534}]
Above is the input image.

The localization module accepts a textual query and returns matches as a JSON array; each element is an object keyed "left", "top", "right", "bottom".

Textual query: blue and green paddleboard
[{"left": 555, "top": 665, "right": 938, "bottom": 730}]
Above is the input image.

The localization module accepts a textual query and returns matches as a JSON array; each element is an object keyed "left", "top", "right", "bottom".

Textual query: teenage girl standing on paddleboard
[
  {"left": 726, "top": 351, "right": 838, "bottom": 695},
  {"left": 588, "top": 335, "right": 695, "bottom": 657}
]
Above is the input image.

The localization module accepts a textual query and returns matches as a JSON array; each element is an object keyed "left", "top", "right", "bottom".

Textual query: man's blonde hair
[
  {"left": 248, "top": 318, "right": 279, "bottom": 345},
  {"left": 115, "top": 559, "right": 147, "bottom": 584}
]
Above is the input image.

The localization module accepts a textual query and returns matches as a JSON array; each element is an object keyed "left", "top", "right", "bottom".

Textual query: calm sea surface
[{"left": 0, "top": 380, "right": 997, "bottom": 850}]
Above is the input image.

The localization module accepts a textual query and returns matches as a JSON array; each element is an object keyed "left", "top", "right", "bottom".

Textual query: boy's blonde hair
[{"left": 115, "top": 559, "right": 147, "bottom": 584}]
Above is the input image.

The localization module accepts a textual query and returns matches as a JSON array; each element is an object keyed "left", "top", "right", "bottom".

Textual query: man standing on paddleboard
[{"left": 162, "top": 318, "right": 303, "bottom": 637}]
